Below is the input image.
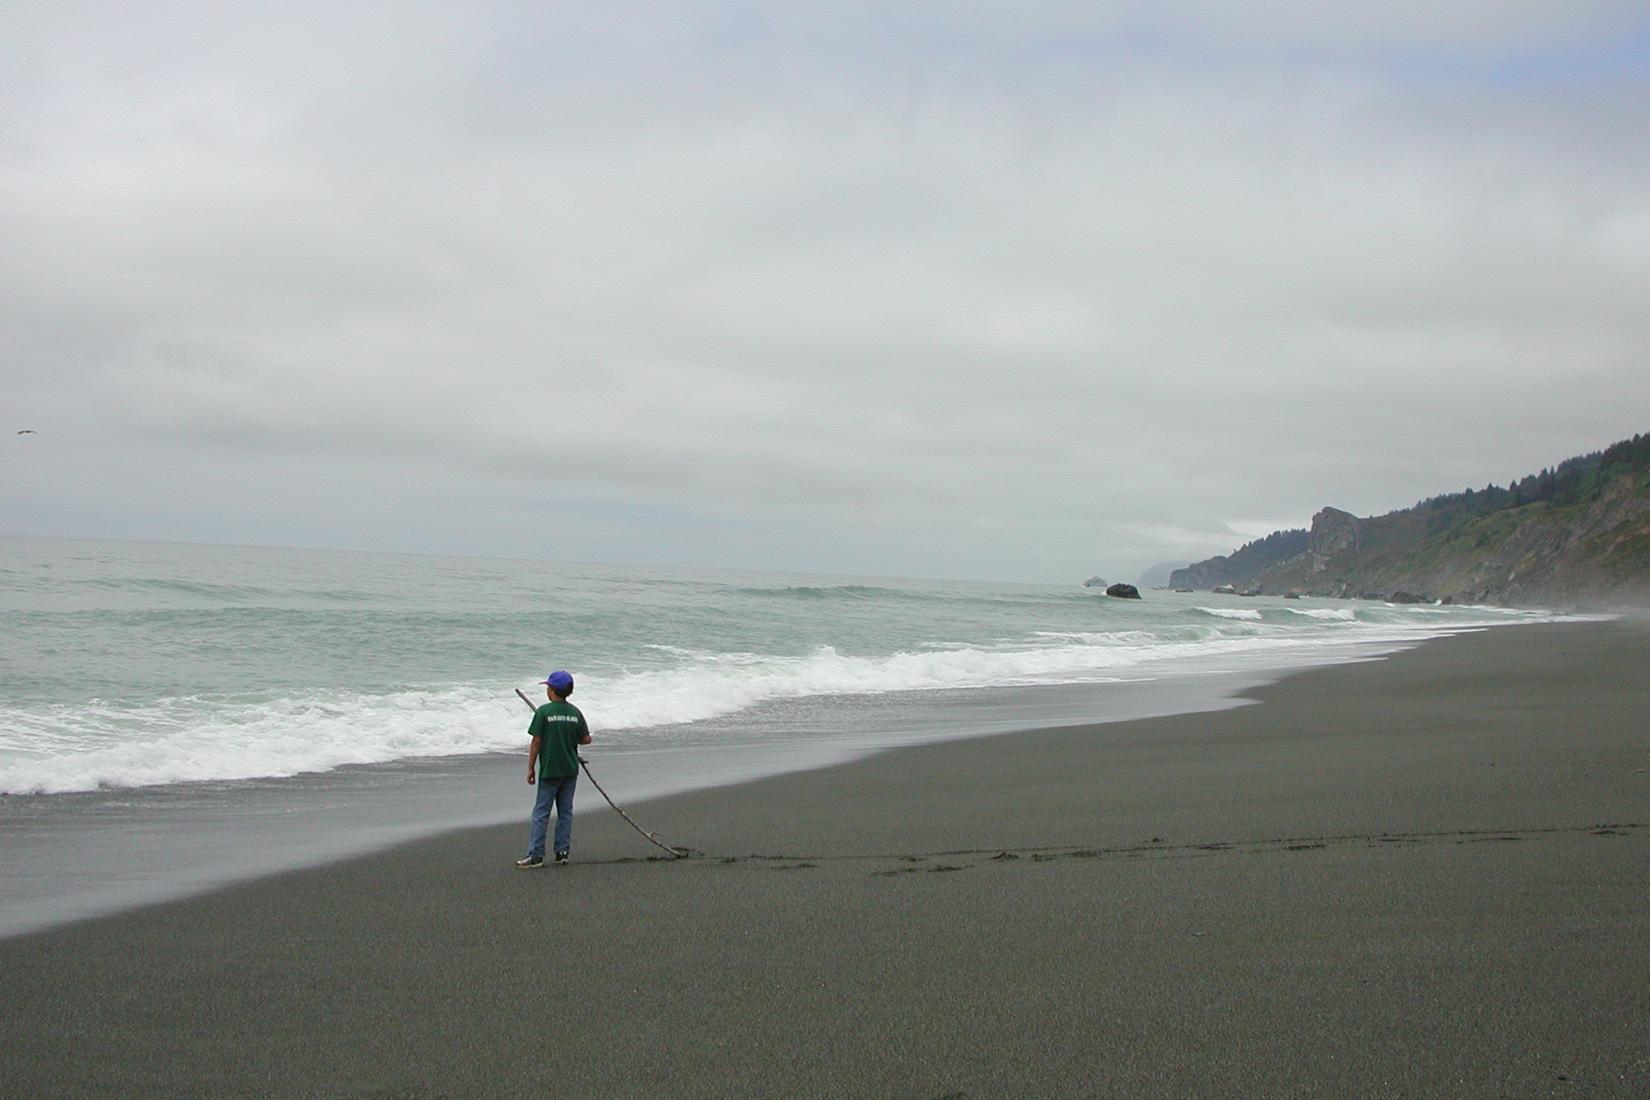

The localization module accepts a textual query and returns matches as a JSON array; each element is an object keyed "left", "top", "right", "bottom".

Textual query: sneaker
[
  {"left": 554, "top": 852, "right": 569, "bottom": 865},
  {"left": 515, "top": 855, "right": 544, "bottom": 869}
]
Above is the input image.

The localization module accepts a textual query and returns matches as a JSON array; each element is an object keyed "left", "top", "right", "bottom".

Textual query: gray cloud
[{"left": 4, "top": 3, "right": 1649, "bottom": 582}]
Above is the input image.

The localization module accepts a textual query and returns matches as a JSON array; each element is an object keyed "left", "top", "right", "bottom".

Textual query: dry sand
[{"left": 3, "top": 620, "right": 1647, "bottom": 1097}]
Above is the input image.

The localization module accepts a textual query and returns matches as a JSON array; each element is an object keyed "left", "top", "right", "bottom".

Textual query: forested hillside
[{"left": 1170, "top": 431, "right": 1650, "bottom": 606}]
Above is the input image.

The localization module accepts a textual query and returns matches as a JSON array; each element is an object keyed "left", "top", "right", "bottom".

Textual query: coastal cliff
[
  {"left": 1167, "top": 528, "right": 1309, "bottom": 592},
  {"left": 1170, "top": 431, "right": 1650, "bottom": 607}
]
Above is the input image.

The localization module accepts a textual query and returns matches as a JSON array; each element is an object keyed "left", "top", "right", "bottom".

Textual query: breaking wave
[
  {"left": 1, "top": 615, "right": 1539, "bottom": 795},
  {"left": 2, "top": 535, "right": 1587, "bottom": 795}
]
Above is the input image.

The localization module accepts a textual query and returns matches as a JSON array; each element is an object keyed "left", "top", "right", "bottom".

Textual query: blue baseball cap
[{"left": 541, "top": 670, "right": 574, "bottom": 693}]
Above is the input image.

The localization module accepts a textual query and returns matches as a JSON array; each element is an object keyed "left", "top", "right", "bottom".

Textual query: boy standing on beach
[{"left": 516, "top": 670, "right": 592, "bottom": 869}]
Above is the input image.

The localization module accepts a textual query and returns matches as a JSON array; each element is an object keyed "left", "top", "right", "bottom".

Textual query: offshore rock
[
  {"left": 1388, "top": 590, "right": 1427, "bottom": 604},
  {"left": 1106, "top": 583, "right": 1142, "bottom": 599},
  {"left": 1082, "top": 576, "right": 1106, "bottom": 588}
]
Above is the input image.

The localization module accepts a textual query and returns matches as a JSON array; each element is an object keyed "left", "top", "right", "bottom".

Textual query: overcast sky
[{"left": 4, "top": 2, "right": 1648, "bottom": 583}]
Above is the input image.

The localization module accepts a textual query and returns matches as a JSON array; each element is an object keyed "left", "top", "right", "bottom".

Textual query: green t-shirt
[{"left": 528, "top": 700, "right": 589, "bottom": 779}]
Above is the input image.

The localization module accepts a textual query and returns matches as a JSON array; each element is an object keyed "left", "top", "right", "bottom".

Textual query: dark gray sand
[{"left": 3, "top": 621, "right": 1647, "bottom": 1097}]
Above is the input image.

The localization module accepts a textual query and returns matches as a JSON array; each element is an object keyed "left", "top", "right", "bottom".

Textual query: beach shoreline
[
  {"left": 4, "top": 620, "right": 1647, "bottom": 1097},
  {"left": 0, "top": 624, "right": 1474, "bottom": 940}
]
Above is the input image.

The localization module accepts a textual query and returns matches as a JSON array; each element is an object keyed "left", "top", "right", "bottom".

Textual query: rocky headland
[{"left": 1171, "top": 431, "right": 1650, "bottom": 607}]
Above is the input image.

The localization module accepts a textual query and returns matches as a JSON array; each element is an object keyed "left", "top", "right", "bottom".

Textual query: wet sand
[{"left": 3, "top": 621, "right": 1647, "bottom": 1097}]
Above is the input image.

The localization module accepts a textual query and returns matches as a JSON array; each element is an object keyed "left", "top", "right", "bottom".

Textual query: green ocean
[{"left": 0, "top": 534, "right": 1581, "bottom": 935}]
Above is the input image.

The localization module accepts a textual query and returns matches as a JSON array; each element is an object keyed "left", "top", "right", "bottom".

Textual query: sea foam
[{"left": 1197, "top": 607, "right": 1263, "bottom": 621}]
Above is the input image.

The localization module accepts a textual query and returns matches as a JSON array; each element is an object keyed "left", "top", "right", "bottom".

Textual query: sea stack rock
[
  {"left": 1106, "top": 583, "right": 1141, "bottom": 599},
  {"left": 1082, "top": 576, "right": 1106, "bottom": 588},
  {"left": 1309, "top": 507, "right": 1362, "bottom": 572}
]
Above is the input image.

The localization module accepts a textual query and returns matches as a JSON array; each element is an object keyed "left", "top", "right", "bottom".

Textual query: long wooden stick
[{"left": 515, "top": 688, "right": 690, "bottom": 859}]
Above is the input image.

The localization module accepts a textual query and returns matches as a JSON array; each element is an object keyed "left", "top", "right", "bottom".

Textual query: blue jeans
[{"left": 527, "top": 774, "right": 577, "bottom": 858}]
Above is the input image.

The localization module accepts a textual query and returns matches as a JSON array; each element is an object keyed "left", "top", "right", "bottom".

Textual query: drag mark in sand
[
  {"left": 849, "top": 821, "right": 1642, "bottom": 877},
  {"left": 549, "top": 822, "right": 1644, "bottom": 877}
]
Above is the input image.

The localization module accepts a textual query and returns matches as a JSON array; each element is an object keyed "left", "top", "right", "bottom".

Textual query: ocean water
[
  {"left": 0, "top": 535, "right": 1577, "bottom": 935},
  {"left": 0, "top": 535, "right": 1558, "bottom": 796}
]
